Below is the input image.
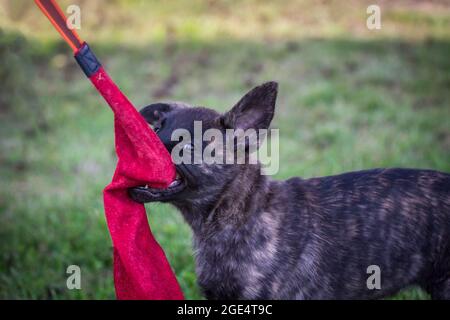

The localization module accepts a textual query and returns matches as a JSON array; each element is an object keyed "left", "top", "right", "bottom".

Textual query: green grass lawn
[{"left": 0, "top": 0, "right": 449, "bottom": 299}]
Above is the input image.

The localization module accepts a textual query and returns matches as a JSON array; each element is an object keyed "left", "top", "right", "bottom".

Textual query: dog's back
[
  {"left": 269, "top": 168, "right": 450, "bottom": 299},
  {"left": 195, "top": 168, "right": 450, "bottom": 299}
]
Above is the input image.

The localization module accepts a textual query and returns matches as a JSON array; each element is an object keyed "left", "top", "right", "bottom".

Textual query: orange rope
[{"left": 35, "top": 0, "right": 83, "bottom": 52}]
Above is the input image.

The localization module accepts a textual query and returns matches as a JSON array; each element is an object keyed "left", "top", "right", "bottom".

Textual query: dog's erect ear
[
  {"left": 140, "top": 103, "right": 175, "bottom": 125},
  {"left": 222, "top": 81, "right": 278, "bottom": 131}
]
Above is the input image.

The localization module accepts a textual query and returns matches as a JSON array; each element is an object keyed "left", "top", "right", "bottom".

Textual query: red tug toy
[{"left": 35, "top": 0, "right": 184, "bottom": 299}]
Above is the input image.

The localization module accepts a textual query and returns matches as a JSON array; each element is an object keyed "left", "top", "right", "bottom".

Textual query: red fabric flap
[{"left": 90, "top": 67, "right": 184, "bottom": 300}]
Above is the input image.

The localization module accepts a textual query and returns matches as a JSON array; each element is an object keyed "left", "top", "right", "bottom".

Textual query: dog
[{"left": 129, "top": 82, "right": 450, "bottom": 299}]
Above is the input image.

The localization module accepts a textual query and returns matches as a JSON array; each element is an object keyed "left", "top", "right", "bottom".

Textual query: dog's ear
[
  {"left": 222, "top": 81, "right": 278, "bottom": 131},
  {"left": 140, "top": 103, "right": 175, "bottom": 125}
]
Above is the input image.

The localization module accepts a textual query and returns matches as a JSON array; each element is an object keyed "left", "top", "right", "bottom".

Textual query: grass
[{"left": 0, "top": 0, "right": 449, "bottom": 299}]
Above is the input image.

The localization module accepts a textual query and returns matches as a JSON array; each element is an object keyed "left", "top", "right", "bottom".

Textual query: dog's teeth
[
  {"left": 144, "top": 184, "right": 149, "bottom": 189},
  {"left": 169, "top": 180, "right": 180, "bottom": 187}
]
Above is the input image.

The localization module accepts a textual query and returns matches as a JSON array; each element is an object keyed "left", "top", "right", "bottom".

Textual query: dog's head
[{"left": 128, "top": 81, "right": 278, "bottom": 206}]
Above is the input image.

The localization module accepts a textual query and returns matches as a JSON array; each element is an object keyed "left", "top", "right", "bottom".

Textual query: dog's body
[
  {"left": 190, "top": 167, "right": 450, "bottom": 300},
  {"left": 129, "top": 82, "right": 450, "bottom": 299}
]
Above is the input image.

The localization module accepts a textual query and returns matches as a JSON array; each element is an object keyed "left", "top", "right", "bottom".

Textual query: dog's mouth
[
  {"left": 136, "top": 171, "right": 187, "bottom": 201},
  {"left": 128, "top": 164, "right": 199, "bottom": 203},
  {"left": 130, "top": 169, "right": 188, "bottom": 202}
]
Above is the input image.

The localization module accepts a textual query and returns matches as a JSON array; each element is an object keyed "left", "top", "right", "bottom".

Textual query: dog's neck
[{"left": 175, "top": 164, "right": 270, "bottom": 236}]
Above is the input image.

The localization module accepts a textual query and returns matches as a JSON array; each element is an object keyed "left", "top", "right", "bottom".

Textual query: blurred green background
[{"left": 0, "top": 0, "right": 449, "bottom": 299}]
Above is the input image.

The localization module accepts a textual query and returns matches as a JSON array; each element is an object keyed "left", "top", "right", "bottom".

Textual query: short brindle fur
[{"left": 129, "top": 82, "right": 450, "bottom": 300}]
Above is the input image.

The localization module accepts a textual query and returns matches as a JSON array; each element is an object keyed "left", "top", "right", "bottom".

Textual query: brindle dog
[{"left": 129, "top": 82, "right": 450, "bottom": 300}]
